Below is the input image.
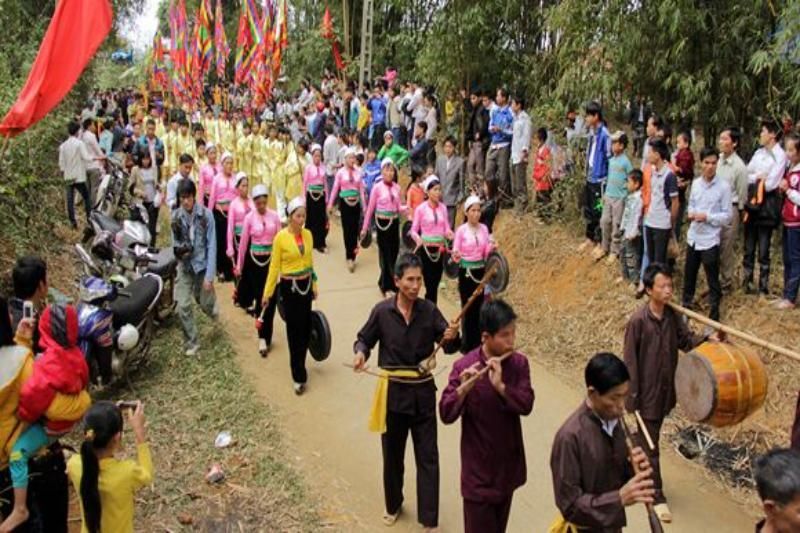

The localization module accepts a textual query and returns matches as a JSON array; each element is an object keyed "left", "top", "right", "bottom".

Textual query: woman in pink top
[
  {"left": 235, "top": 184, "right": 281, "bottom": 356},
  {"left": 327, "top": 148, "right": 367, "bottom": 271},
  {"left": 361, "top": 158, "right": 407, "bottom": 296},
  {"left": 209, "top": 152, "right": 237, "bottom": 281},
  {"left": 410, "top": 175, "right": 454, "bottom": 304},
  {"left": 198, "top": 143, "right": 221, "bottom": 206},
  {"left": 303, "top": 144, "right": 329, "bottom": 253},
  {"left": 226, "top": 172, "right": 254, "bottom": 263},
  {"left": 451, "top": 195, "right": 495, "bottom": 351}
]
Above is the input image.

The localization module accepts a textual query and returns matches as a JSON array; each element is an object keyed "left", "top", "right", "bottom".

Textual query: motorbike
[
  {"left": 74, "top": 244, "right": 162, "bottom": 386},
  {"left": 93, "top": 154, "right": 129, "bottom": 218},
  {"left": 84, "top": 203, "right": 177, "bottom": 321}
]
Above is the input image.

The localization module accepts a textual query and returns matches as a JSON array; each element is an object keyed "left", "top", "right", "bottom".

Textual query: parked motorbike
[
  {"left": 74, "top": 245, "right": 162, "bottom": 386},
  {"left": 84, "top": 203, "right": 177, "bottom": 321},
  {"left": 94, "top": 154, "right": 129, "bottom": 218}
]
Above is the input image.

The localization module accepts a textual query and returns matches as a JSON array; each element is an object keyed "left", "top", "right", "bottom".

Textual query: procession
[{"left": 1, "top": 0, "right": 800, "bottom": 532}]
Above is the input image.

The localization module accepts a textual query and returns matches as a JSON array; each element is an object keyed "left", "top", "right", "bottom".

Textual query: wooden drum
[{"left": 675, "top": 342, "right": 768, "bottom": 427}]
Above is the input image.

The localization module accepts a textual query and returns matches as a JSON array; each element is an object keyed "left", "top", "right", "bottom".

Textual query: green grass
[{"left": 91, "top": 314, "right": 319, "bottom": 532}]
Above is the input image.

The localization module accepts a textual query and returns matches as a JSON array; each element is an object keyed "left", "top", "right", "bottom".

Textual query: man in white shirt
[
  {"left": 682, "top": 147, "right": 731, "bottom": 321},
  {"left": 166, "top": 154, "right": 196, "bottom": 213},
  {"left": 59, "top": 121, "right": 94, "bottom": 229},
  {"left": 510, "top": 95, "right": 532, "bottom": 212},
  {"left": 323, "top": 124, "right": 340, "bottom": 194},
  {"left": 81, "top": 117, "right": 106, "bottom": 207},
  {"left": 743, "top": 120, "right": 788, "bottom": 295}
]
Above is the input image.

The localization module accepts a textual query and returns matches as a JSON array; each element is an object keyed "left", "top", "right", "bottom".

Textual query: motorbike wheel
[{"left": 156, "top": 276, "right": 176, "bottom": 322}]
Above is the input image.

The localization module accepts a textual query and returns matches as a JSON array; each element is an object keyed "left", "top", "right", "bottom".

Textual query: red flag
[{"left": 0, "top": 0, "right": 112, "bottom": 137}]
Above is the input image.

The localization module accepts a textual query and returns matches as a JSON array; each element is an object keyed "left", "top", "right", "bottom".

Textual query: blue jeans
[
  {"left": 65, "top": 182, "right": 90, "bottom": 227},
  {"left": 783, "top": 226, "right": 800, "bottom": 302}
]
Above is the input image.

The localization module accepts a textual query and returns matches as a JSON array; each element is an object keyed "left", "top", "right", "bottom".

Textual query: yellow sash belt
[
  {"left": 368, "top": 369, "right": 423, "bottom": 433},
  {"left": 547, "top": 514, "right": 585, "bottom": 533}
]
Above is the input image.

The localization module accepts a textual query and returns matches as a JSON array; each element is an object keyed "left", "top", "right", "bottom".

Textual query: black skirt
[
  {"left": 306, "top": 191, "right": 328, "bottom": 250},
  {"left": 238, "top": 249, "right": 270, "bottom": 310}
]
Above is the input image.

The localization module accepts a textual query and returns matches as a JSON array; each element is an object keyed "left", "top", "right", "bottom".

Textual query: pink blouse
[
  {"left": 199, "top": 162, "right": 222, "bottom": 203},
  {"left": 226, "top": 196, "right": 255, "bottom": 257},
  {"left": 302, "top": 163, "right": 328, "bottom": 200},
  {"left": 208, "top": 172, "right": 238, "bottom": 211},
  {"left": 327, "top": 166, "right": 367, "bottom": 209},
  {"left": 362, "top": 181, "right": 405, "bottom": 233},
  {"left": 236, "top": 208, "right": 282, "bottom": 273},
  {"left": 410, "top": 200, "right": 452, "bottom": 245},
  {"left": 452, "top": 222, "right": 493, "bottom": 262}
]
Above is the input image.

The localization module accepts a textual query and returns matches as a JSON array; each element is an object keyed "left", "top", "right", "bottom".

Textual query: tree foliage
[{"left": 0, "top": 0, "right": 144, "bottom": 254}]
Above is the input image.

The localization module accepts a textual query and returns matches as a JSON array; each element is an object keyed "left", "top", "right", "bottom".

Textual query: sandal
[
  {"left": 653, "top": 503, "right": 672, "bottom": 523},
  {"left": 382, "top": 509, "right": 400, "bottom": 526}
]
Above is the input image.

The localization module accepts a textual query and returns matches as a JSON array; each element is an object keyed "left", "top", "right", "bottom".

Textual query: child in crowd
[
  {"left": 776, "top": 133, "right": 800, "bottom": 310},
  {"left": 672, "top": 130, "right": 695, "bottom": 240},
  {"left": 363, "top": 147, "right": 382, "bottom": 200},
  {"left": 68, "top": 401, "right": 153, "bottom": 533},
  {"left": 0, "top": 304, "right": 91, "bottom": 532},
  {"left": 619, "top": 169, "right": 644, "bottom": 288},
  {"left": 194, "top": 139, "right": 207, "bottom": 181},
  {"left": 531, "top": 128, "right": 553, "bottom": 221},
  {"left": 406, "top": 168, "right": 427, "bottom": 218},
  {"left": 596, "top": 131, "right": 634, "bottom": 262}
]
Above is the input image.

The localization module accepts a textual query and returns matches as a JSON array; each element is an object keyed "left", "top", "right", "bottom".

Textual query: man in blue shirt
[
  {"left": 682, "top": 147, "right": 731, "bottom": 320},
  {"left": 172, "top": 179, "right": 217, "bottom": 356},
  {"left": 579, "top": 101, "right": 611, "bottom": 251},
  {"left": 485, "top": 88, "right": 514, "bottom": 208},
  {"left": 368, "top": 85, "right": 388, "bottom": 151}
]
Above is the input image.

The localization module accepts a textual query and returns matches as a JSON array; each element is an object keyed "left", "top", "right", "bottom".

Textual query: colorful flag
[
  {"left": 0, "top": 0, "right": 113, "bottom": 136},
  {"left": 235, "top": 0, "right": 262, "bottom": 86},
  {"left": 214, "top": 0, "right": 230, "bottom": 79},
  {"left": 151, "top": 34, "right": 169, "bottom": 90},
  {"left": 197, "top": 0, "right": 213, "bottom": 75},
  {"left": 321, "top": 6, "right": 346, "bottom": 71}
]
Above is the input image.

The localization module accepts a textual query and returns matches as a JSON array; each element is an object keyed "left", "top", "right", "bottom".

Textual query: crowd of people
[{"left": 2, "top": 69, "right": 795, "bottom": 533}]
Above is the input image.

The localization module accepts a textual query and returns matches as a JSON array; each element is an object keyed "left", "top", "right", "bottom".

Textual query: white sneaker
[
  {"left": 293, "top": 382, "right": 306, "bottom": 395},
  {"left": 185, "top": 344, "right": 200, "bottom": 357}
]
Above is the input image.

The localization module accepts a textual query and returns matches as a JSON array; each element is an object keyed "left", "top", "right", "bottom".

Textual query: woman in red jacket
[{"left": 0, "top": 304, "right": 90, "bottom": 532}]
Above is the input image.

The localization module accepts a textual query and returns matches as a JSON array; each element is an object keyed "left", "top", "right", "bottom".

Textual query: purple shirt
[{"left": 439, "top": 347, "right": 534, "bottom": 503}]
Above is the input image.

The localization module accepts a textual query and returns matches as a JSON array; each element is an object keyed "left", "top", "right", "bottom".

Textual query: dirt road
[{"left": 217, "top": 224, "right": 755, "bottom": 532}]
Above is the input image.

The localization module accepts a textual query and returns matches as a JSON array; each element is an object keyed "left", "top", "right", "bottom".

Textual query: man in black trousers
[{"left": 353, "top": 253, "right": 459, "bottom": 532}]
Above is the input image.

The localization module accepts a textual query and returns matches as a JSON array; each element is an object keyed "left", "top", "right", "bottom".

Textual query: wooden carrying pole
[
  {"left": 667, "top": 302, "right": 800, "bottom": 363},
  {"left": 418, "top": 263, "right": 498, "bottom": 373}
]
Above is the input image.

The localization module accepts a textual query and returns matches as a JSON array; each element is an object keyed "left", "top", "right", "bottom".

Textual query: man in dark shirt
[
  {"left": 409, "top": 121, "right": 431, "bottom": 179},
  {"left": 753, "top": 448, "right": 800, "bottom": 533},
  {"left": 550, "top": 352, "right": 654, "bottom": 533},
  {"left": 623, "top": 263, "right": 713, "bottom": 522},
  {"left": 440, "top": 300, "right": 534, "bottom": 533},
  {"left": 353, "top": 253, "right": 459, "bottom": 531}
]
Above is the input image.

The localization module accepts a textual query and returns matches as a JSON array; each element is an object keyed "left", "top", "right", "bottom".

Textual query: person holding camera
[
  {"left": 67, "top": 401, "right": 153, "bottom": 533},
  {"left": 171, "top": 179, "right": 217, "bottom": 357}
]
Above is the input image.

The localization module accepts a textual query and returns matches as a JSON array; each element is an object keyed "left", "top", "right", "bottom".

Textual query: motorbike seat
[
  {"left": 91, "top": 211, "right": 122, "bottom": 235},
  {"left": 146, "top": 248, "right": 177, "bottom": 278},
  {"left": 109, "top": 276, "right": 160, "bottom": 329}
]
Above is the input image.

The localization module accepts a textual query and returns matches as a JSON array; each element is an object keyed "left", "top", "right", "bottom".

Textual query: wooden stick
[
  {"left": 455, "top": 351, "right": 514, "bottom": 396},
  {"left": 667, "top": 301, "right": 800, "bottom": 363},
  {"left": 418, "top": 263, "right": 498, "bottom": 372},
  {"left": 634, "top": 410, "right": 655, "bottom": 452}
]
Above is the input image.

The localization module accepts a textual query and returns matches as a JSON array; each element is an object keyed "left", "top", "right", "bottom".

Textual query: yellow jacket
[
  {"left": 0, "top": 337, "right": 90, "bottom": 468},
  {"left": 67, "top": 442, "right": 154, "bottom": 533},
  {"left": 164, "top": 130, "right": 180, "bottom": 173},
  {"left": 237, "top": 134, "right": 254, "bottom": 178},
  {"left": 176, "top": 133, "right": 196, "bottom": 162},
  {"left": 264, "top": 228, "right": 317, "bottom": 299},
  {"left": 220, "top": 121, "right": 236, "bottom": 155},
  {"left": 283, "top": 145, "right": 304, "bottom": 199}
]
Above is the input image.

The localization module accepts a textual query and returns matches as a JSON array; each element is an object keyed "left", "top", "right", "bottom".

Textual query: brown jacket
[{"left": 623, "top": 304, "right": 704, "bottom": 420}]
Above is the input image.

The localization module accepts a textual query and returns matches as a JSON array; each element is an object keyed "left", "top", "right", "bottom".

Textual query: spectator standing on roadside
[
  {"left": 485, "top": 88, "right": 514, "bottom": 208},
  {"left": 59, "top": 121, "right": 95, "bottom": 229},
  {"left": 82, "top": 117, "right": 106, "bottom": 206},
  {"left": 578, "top": 101, "right": 611, "bottom": 253},
  {"left": 716, "top": 127, "right": 748, "bottom": 292},
  {"left": 510, "top": 95, "right": 532, "bottom": 213},
  {"left": 466, "top": 90, "right": 490, "bottom": 189},
  {"left": 774, "top": 133, "right": 800, "bottom": 310},
  {"left": 595, "top": 131, "right": 633, "bottom": 263}
]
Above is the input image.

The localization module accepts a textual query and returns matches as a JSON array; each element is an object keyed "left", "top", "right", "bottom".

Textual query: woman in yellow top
[
  {"left": 237, "top": 121, "right": 254, "bottom": 179},
  {"left": 263, "top": 197, "right": 317, "bottom": 395},
  {"left": 253, "top": 122, "right": 269, "bottom": 186},
  {"left": 67, "top": 401, "right": 153, "bottom": 533}
]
